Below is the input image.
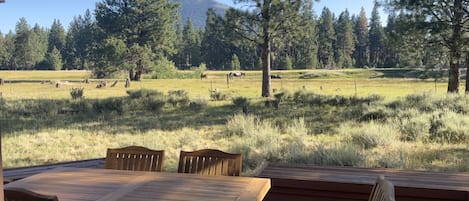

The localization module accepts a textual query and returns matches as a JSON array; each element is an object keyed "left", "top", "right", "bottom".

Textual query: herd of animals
[{"left": 200, "top": 72, "right": 282, "bottom": 80}]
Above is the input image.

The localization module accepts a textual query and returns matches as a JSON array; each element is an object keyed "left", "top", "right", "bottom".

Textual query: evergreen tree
[
  {"left": 181, "top": 19, "right": 202, "bottom": 69},
  {"left": 30, "top": 24, "right": 48, "bottom": 69},
  {"left": 202, "top": 9, "right": 230, "bottom": 70},
  {"left": 12, "top": 18, "right": 33, "bottom": 69},
  {"left": 1, "top": 31, "right": 15, "bottom": 68},
  {"left": 0, "top": 32, "right": 7, "bottom": 68},
  {"left": 231, "top": 54, "right": 240, "bottom": 70},
  {"left": 334, "top": 10, "right": 355, "bottom": 68},
  {"left": 292, "top": 6, "right": 318, "bottom": 69},
  {"left": 317, "top": 7, "right": 335, "bottom": 68},
  {"left": 353, "top": 8, "right": 368, "bottom": 67},
  {"left": 48, "top": 19, "right": 65, "bottom": 53},
  {"left": 230, "top": 0, "right": 314, "bottom": 97},
  {"left": 368, "top": 3, "right": 385, "bottom": 67},
  {"left": 63, "top": 11, "right": 96, "bottom": 70},
  {"left": 385, "top": 0, "right": 469, "bottom": 93},
  {"left": 95, "top": 0, "right": 179, "bottom": 80}
]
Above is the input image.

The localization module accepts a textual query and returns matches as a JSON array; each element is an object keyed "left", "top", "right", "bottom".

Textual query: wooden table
[{"left": 5, "top": 167, "right": 271, "bottom": 201}]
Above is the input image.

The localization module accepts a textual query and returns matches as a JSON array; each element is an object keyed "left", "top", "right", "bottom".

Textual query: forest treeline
[{"left": 0, "top": 1, "right": 466, "bottom": 80}]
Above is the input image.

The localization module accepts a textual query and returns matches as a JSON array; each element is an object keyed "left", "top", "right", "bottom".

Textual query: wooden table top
[{"left": 5, "top": 167, "right": 271, "bottom": 201}]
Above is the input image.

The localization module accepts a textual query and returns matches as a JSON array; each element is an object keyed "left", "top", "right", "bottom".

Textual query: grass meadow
[{"left": 0, "top": 69, "right": 468, "bottom": 174}]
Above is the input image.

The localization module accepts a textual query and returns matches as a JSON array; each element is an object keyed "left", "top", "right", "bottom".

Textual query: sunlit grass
[{"left": 1, "top": 70, "right": 468, "bottom": 174}]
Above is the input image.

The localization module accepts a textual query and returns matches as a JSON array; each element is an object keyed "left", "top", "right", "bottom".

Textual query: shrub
[
  {"left": 404, "top": 92, "right": 435, "bottom": 112},
  {"left": 167, "top": 89, "right": 189, "bottom": 107},
  {"left": 309, "top": 142, "right": 364, "bottom": 166},
  {"left": 127, "top": 89, "right": 164, "bottom": 99},
  {"left": 70, "top": 87, "right": 84, "bottom": 99},
  {"left": 232, "top": 96, "right": 249, "bottom": 108},
  {"left": 93, "top": 98, "right": 125, "bottom": 114},
  {"left": 188, "top": 97, "right": 208, "bottom": 112},
  {"left": 359, "top": 107, "right": 390, "bottom": 122},
  {"left": 342, "top": 122, "right": 399, "bottom": 149},
  {"left": 393, "top": 110, "right": 430, "bottom": 142},
  {"left": 209, "top": 89, "right": 228, "bottom": 101},
  {"left": 70, "top": 99, "right": 93, "bottom": 113},
  {"left": 429, "top": 111, "right": 469, "bottom": 143},
  {"left": 143, "top": 96, "right": 166, "bottom": 112},
  {"left": 226, "top": 114, "right": 260, "bottom": 136}
]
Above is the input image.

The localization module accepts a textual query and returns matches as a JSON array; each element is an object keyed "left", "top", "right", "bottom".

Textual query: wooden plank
[
  {"left": 258, "top": 163, "right": 469, "bottom": 201},
  {"left": 5, "top": 167, "right": 270, "bottom": 201},
  {"left": 4, "top": 158, "right": 105, "bottom": 182}
]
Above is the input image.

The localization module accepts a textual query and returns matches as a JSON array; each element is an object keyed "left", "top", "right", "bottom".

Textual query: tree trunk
[
  {"left": 129, "top": 68, "right": 135, "bottom": 81},
  {"left": 261, "top": 34, "right": 272, "bottom": 97},
  {"left": 466, "top": 53, "right": 469, "bottom": 94},
  {"left": 447, "top": 0, "right": 463, "bottom": 93},
  {"left": 447, "top": 59, "right": 460, "bottom": 93},
  {"left": 261, "top": 1, "right": 272, "bottom": 97}
]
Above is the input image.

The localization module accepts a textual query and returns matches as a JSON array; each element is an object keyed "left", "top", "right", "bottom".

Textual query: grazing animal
[
  {"left": 125, "top": 78, "right": 131, "bottom": 88},
  {"left": 0, "top": 78, "right": 4, "bottom": 85},
  {"left": 270, "top": 74, "right": 281, "bottom": 79},
  {"left": 200, "top": 73, "right": 208, "bottom": 79},
  {"left": 110, "top": 80, "right": 118, "bottom": 87},
  {"left": 228, "top": 72, "right": 246, "bottom": 79},
  {"left": 96, "top": 81, "right": 107, "bottom": 88}
]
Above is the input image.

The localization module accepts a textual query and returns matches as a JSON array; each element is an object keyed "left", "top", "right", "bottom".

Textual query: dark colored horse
[
  {"left": 270, "top": 74, "right": 281, "bottom": 79},
  {"left": 200, "top": 73, "right": 208, "bottom": 79},
  {"left": 228, "top": 72, "right": 246, "bottom": 79}
]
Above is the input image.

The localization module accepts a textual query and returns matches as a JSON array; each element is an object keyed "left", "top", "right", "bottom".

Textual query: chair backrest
[
  {"left": 4, "top": 187, "right": 58, "bottom": 201},
  {"left": 178, "top": 149, "right": 242, "bottom": 176},
  {"left": 105, "top": 146, "right": 164, "bottom": 172},
  {"left": 368, "top": 175, "right": 396, "bottom": 201}
]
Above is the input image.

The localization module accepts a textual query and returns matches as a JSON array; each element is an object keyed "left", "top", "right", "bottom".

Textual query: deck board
[{"left": 258, "top": 163, "right": 469, "bottom": 201}]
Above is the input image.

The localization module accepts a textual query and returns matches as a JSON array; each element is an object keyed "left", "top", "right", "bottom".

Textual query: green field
[
  {"left": 0, "top": 69, "right": 467, "bottom": 174},
  {"left": 0, "top": 69, "right": 458, "bottom": 100}
]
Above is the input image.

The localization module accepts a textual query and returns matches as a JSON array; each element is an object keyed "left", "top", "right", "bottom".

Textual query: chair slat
[
  {"left": 368, "top": 175, "right": 395, "bottom": 201},
  {"left": 104, "top": 146, "right": 164, "bottom": 172},
  {"left": 177, "top": 149, "right": 242, "bottom": 176}
]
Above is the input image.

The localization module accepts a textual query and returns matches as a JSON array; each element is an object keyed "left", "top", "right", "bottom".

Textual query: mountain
[{"left": 173, "top": 0, "right": 229, "bottom": 29}]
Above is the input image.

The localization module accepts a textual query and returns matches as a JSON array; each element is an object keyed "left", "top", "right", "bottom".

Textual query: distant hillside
[{"left": 173, "top": 0, "right": 229, "bottom": 29}]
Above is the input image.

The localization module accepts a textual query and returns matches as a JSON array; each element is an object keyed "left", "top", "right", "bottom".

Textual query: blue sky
[{"left": 0, "top": 0, "right": 381, "bottom": 33}]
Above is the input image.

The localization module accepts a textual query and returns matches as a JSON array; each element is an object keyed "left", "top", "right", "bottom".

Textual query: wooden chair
[
  {"left": 368, "top": 175, "right": 396, "bottom": 201},
  {"left": 104, "top": 146, "right": 164, "bottom": 172},
  {"left": 178, "top": 149, "right": 242, "bottom": 176},
  {"left": 4, "top": 187, "right": 58, "bottom": 201}
]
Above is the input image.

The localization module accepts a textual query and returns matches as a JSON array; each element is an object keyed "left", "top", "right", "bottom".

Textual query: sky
[{"left": 0, "top": 0, "right": 383, "bottom": 33}]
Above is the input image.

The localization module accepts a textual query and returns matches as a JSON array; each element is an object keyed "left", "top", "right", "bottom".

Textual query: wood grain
[{"left": 5, "top": 167, "right": 270, "bottom": 201}]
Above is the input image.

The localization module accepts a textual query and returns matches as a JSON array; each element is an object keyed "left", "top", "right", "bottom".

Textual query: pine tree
[
  {"left": 95, "top": 0, "right": 179, "bottom": 80},
  {"left": 334, "top": 10, "right": 355, "bottom": 68},
  {"left": 368, "top": 3, "right": 385, "bottom": 67},
  {"left": 317, "top": 7, "right": 335, "bottom": 68},
  {"left": 48, "top": 19, "right": 65, "bottom": 53},
  {"left": 354, "top": 8, "right": 368, "bottom": 68},
  {"left": 385, "top": 0, "right": 469, "bottom": 93},
  {"left": 201, "top": 9, "right": 230, "bottom": 70},
  {"left": 12, "top": 18, "right": 32, "bottom": 69},
  {"left": 230, "top": 0, "right": 312, "bottom": 97},
  {"left": 231, "top": 54, "right": 241, "bottom": 70}
]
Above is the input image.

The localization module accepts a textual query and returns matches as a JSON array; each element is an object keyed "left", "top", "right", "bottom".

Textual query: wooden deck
[
  {"left": 3, "top": 158, "right": 105, "bottom": 183},
  {"left": 4, "top": 160, "right": 469, "bottom": 201},
  {"left": 257, "top": 163, "right": 469, "bottom": 201}
]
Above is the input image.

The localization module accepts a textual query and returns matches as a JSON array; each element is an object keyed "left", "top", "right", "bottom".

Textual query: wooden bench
[
  {"left": 3, "top": 158, "right": 105, "bottom": 184},
  {"left": 257, "top": 163, "right": 469, "bottom": 201}
]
